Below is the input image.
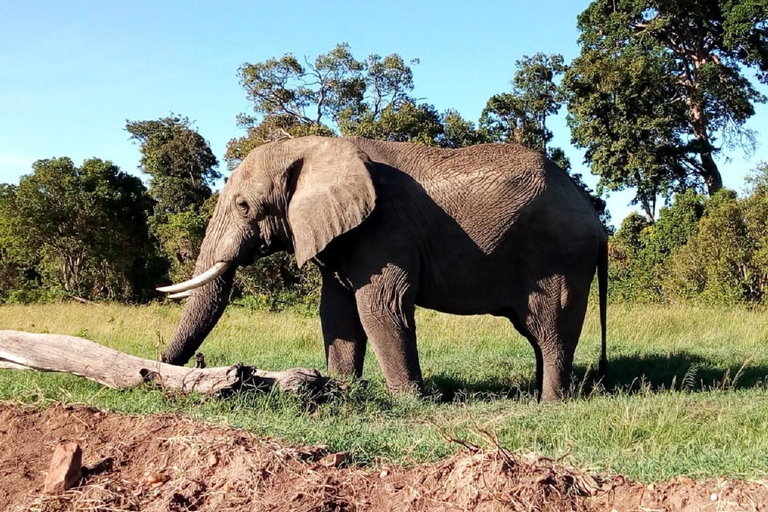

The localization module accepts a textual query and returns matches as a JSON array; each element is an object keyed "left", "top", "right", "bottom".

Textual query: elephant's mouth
[{"left": 156, "top": 261, "right": 232, "bottom": 298}]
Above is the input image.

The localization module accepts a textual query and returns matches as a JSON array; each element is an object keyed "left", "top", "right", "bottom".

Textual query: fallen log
[{"left": 0, "top": 330, "right": 328, "bottom": 394}]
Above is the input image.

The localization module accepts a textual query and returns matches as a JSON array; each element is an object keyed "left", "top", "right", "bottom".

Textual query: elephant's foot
[
  {"left": 386, "top": 377, "right": 423, "bottom": 396},
  {"left": 539, "top": 362, "right": 570, "bottom": 402},
  {"left": 326, "top": 340, "right": 366, "bottom": 379}
]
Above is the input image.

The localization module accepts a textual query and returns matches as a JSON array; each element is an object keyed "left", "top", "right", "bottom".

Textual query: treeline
[
  {"left": 611, "top": 167, "right": 768, "bottom": 304},
  {"left": 2, "top": 1, "right": 768, "bottom": 307}
]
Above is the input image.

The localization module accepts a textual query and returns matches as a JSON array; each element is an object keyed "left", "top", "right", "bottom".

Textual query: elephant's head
[{"left": 158, "top": 136, "right": 376, "bottom": 365}]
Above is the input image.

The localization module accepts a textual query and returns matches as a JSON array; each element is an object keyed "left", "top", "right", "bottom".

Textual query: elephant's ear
[{"left": 287, "top": 138, "right": 376, "bottom": 267}]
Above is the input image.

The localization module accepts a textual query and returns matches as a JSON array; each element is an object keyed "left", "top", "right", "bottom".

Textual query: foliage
[
  {"left": 481, "top": 53, "right": 568, "bottom": 151},
  {"left": 126, "top": 114, "right": 220, "bottom": 217},
  {"left": 481, "top": 53, "right": 611, "bottom": 228},
  {"left": 0, "top": 158, "right": 161, "bottom": 301},
  {"left": 438, "top": 109, "right": 489, "bottom": 148},
  {"left": 668, "top": 184, "right": 768, "bottom": 303},
  {"left": 0, "top": 184, "right": 28, "bottom": 297},
  {"left": 126, "top": 115, "right": 222, "bottom": 287},
  {"left": 343, "top": 99, "right": 444, "bottom": 145},
  {"left": 567, "top": 0, "right": 768, "bottom": 218},
  {"left": 611, "top": 167, "right": 768, "bottom": 304},
  {"left": 225, "top": 43, "right": 489, "bottom": 305},
  {"left": 152, "top": 195, "right": 217, "bottom": 284},
  {"left": 235, "top": 253, "right": 321, "bottom": 312},
  {"left": 610, "top": 190, "right": 705, "bottom": 301},
  {"left": 227, "top": 43, "right": 484, "bottom": 168}
]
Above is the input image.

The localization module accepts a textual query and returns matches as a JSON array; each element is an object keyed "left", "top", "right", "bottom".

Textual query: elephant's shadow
[
  {"left": 425, "top": 351, "right": 768, "bottom": 402},
  {"left": 602, "top": 351, "right": 768, "bottom": 393},
  {"left": 424, "top": 373, "right": 538, "bottom": 403}
]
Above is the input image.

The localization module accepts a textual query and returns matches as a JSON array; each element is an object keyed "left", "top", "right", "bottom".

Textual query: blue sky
[{"left": 2, "top": 0, "right": 767, "bottom": 223}]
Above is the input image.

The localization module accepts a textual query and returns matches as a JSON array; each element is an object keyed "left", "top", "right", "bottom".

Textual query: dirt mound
[{"left": 1, "top": 403, "right": 766, "bottom": 511}]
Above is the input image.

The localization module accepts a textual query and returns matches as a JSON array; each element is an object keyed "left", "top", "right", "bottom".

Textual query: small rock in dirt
[
  {"left": 44, "top": 441, "right": 82, "bottom": 494},
  {"left": 145, "top": 471, "right": 169, "bottom": 486},
  {"left": 320, "top": 451, "right": 351, "bottom": 467},
  {"left": 207, "top": 452, "right": 218, "bottom": 467},
  {"left": 710, "top": 493, "right": 718, "bottom": 501},
  {"left": 380, "top": 469, "right": 389, "bottom": 478}
]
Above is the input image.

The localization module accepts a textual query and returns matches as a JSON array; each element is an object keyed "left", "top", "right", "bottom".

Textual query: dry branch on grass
[{"left": 0, "top": 330, "right": 328, "bottom": 394}]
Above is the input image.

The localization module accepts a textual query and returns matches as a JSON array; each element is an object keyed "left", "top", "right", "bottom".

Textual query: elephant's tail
[{"left": 597, "top": 240, "right": 608, "bottom": 381}]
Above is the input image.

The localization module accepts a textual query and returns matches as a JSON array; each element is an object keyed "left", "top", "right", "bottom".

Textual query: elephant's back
[{"left": 348, "top": 136, "right": 603, "bottom": 252}]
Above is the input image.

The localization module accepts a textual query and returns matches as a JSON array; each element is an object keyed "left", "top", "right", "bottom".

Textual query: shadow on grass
[
  {"left": 602, "top": 352, "right": 768, "bottom": 392},
  {"left": 424, "top": 373, "right": 538, "bottom": 403},
  {"left": 426, "top": 352, "right": 768, "bottom": 403}
]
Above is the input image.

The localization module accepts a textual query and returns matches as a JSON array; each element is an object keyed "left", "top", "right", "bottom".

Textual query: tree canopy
[
  {"left": 0, "top": 158, "right": 159, "bottom": 300},
  {"left": 481, "top": 53, "right": 568, "bottom": 151},
  {"left": 126, "top": 115, "right": 220, "bottom": 217},
  {"left": 6, "top": 24, "right": 768, "bottom": 306},
  {"left": 226, "top": 43, "right": 482, "bottom": 168},
  {"left": 481, "top": 52, "right": 610, "bottom": 226},
  {"left": 566, "top": 0, "right": 768, "bottom": 219}
]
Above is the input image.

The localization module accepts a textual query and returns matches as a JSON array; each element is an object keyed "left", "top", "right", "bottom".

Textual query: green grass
[{"left": 2, "top": 302, "right": 768, "bottom": 482}]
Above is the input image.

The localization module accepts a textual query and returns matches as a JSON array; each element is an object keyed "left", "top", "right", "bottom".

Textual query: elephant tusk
[
  {"left": 167, "top": 291, "right": 192, "bottom": 299},
  {"left": 156, "top": 261, "right": 231, "bottom": 294}
]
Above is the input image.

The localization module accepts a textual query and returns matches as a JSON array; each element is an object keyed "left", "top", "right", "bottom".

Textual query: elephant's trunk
[
  {"left": 160, "top": 203, "right": 239, "bottom": 365},
  {"left": 161, "top": 268, "right": 235, "bottom": 365}
]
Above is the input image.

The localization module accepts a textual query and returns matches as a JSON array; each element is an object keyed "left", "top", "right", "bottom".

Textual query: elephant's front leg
[
  {"left": 320, "top": 274, "right": 367, "bottom": 378},
  {"left": 354, "top": 266, "right": 423, "bottom": 394}
]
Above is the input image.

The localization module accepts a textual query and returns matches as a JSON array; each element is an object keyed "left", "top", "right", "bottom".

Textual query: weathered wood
[{"left": 0, "top": 330, "right": 327, "bottom": 394}]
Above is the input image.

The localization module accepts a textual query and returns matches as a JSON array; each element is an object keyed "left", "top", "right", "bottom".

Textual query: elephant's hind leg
[
  {"left": 320, "top": 273, "right": 367, "bottom": 378},
  {"left": 513, "top": 275, "right": 591, "bottom": 402}
]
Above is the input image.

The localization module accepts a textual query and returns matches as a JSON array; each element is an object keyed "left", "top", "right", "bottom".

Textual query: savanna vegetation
[
  {"left": 2, "top": 302, "right": 768, "bottom": 482},
  {"left": 2, "top": 0, "right": 768, "bottom": 484}
]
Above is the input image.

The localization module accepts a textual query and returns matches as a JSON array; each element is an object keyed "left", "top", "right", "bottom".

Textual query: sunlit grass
[{"left": 2, "top": 302, "right": 768, "bottom": 481}]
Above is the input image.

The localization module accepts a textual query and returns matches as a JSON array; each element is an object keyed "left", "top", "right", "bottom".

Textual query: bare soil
[{"left": 1, "top": 402, "right": 766, "bottom": 511}]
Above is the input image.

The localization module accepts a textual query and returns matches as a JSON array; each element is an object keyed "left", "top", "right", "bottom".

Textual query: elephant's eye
[{"left": 235, "top": 197, "right": 250, "bottom": 217}]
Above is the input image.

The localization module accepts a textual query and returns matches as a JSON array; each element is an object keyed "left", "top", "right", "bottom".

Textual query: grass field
[{"left": 1, "top": 302, "right": 768, "bottom": 482}]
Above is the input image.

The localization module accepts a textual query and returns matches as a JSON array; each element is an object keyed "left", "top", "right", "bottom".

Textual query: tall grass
[{"left": 1, "top": 302, "right": 768, "bottom": 481}]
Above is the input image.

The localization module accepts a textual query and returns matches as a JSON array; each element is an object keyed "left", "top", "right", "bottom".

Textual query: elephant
[{"left": 157, "top": 136, "right": 608, "bottom": 401}]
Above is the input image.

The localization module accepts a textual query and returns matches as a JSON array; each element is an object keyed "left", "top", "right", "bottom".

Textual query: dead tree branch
[{"left": 0, "top": 330, "right": 328, "bottom": 395}]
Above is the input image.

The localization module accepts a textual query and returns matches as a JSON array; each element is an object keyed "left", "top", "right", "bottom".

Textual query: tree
[
  {"left": 481, "top": 53, "right": 611, "bottom": 227},
  {"left": 481, "top": 53, "right": 568, "bottom": 152},
  {"left": 154, "top": 195, "right": 217, "bottom": 283},
  {"left": 609, "top": 190, "right": 705, "bottom": 301},
  {"left": 126, "top": 115, "right": 220, "bottom": 217},
  {"left": 567, "top": 0, "right": 768, "bottom": 218},
  {"left": 343, "top": 99, "right": 444, "bottom": 145},
  {"left": 5, "top": 158, "right": 159, "bottom": 300},
  {"left": 439, "top": 109, "right": 488, "bottom": 148},
  {"left": 227, "top": 43, "right": 481, "bottom": 168},
  {"left": 226, "top": 43, "right": 491, "bottom": 307},
  {"left": 0, "top": 184, "right": 29, "bottom": 299}
]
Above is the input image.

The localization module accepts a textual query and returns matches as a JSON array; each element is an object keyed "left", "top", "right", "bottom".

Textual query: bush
[
  {"left": 235, "top": 253, "right": 321, "bottom": 312},
  {"left": 611, "top": 166, "right": 768, "bottom": 306},
  {"left": 609, "top": 191, "right": 704, "bottom": 302}
]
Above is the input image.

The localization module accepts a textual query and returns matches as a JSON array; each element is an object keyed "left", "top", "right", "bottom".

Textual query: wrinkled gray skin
[{"left": 161, "top": 136, "right": 608, "bottom": 401}]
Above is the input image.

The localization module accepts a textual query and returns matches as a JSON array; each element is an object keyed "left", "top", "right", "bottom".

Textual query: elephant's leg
[
  {"left": 504, "top": 308, "right": 544, "bottom": 397},
  {"left": 518, "top": 278, "right": 590, "bottom": 402},
  {"left": 320, "top": 274, "right": 367, "bottom": 378},
  {"left": 354, "top": 266, "right": 422, "bottom": 394}
]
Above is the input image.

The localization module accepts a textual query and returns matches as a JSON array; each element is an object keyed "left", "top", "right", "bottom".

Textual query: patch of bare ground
[{"left": 1, "top": 402, "right": 766, "bottom": 511}]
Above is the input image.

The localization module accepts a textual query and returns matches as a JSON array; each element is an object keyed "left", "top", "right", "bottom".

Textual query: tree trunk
[
  {"left": 688, "top": 99, "right": 723, "bottom": 196},
  {"left": 699, "top": 150, "right": 723, "bottom": 196},
  {"left": 0, "top": 330, "right": 328, "bottom": 394}
]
